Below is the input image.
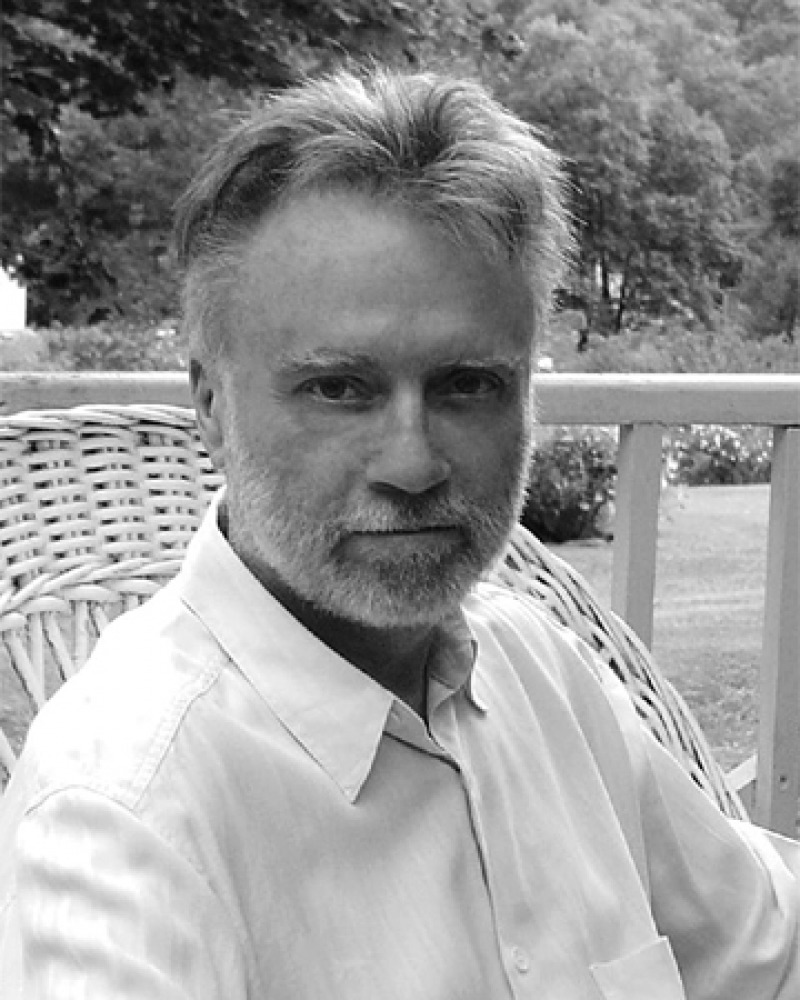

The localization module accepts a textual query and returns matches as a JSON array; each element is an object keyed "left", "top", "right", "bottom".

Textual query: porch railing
[{"left": 2, "top": 371, "right": 798, "bottom": 835}]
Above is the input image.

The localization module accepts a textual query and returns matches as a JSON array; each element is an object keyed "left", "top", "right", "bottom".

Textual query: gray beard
[{"left": 223, "top": 422, "right": 532, "bottom": 629}]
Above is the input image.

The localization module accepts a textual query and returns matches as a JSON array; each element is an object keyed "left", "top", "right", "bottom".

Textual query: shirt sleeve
[
  {"left": 0, "top": 786, "right": 248, "bottom": 1000},
  {"left": 600, "top": 672, "right": 800, "bottom": 1000}
]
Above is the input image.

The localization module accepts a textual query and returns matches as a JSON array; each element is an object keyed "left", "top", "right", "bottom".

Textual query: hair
[{"left": 174, "top": 67, "right": 572, "bottom": 363}]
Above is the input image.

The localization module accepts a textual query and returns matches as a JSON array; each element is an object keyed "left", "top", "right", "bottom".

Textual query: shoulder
[
  {"left": 16, "top": 583, "right": 228, "bottom": 812},
  {"left": 466, "top": 582, "right": 640, "bottom": 745},
  {"left": 466, "top": 581, "right": 606, "bottom": 686}
]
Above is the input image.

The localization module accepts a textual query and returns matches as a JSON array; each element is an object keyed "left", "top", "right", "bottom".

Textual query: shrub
[
  {"left": 665, "top": 425, "right": 773, "bottom": 485},
  {"left": 522, "top": 427, "right": 617, "bottom": 543},
  {"left": 43, "top": 321, "right": 186, "bottom": 371},
  {"left": 544, "top": 318, "right": 799, "bottom": 374},
  {"left": 522, "top": 422, "right": 772, "bottom": 545},
  {"left": 0, "top": 329, "right": 48, "bottom": 369},
  {"left": 1, "top": 322, "right": 189, "bottom": 372}
]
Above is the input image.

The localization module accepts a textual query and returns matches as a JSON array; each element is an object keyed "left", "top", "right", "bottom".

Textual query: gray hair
[{"left": 174, "top": 67, "right": 572, "bottom": 362}]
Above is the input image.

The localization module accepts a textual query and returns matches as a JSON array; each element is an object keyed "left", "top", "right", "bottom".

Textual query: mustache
[
  {"left": 342, "top": 496, "right": 474, "bottom": 531},
  {"left": 336, "top": 493, "right": 502, "bottom": 536}
]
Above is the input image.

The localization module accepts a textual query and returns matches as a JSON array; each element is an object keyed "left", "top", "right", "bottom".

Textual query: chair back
[{"left": 0, "top": 404, "right": 746, "bottom": 820}]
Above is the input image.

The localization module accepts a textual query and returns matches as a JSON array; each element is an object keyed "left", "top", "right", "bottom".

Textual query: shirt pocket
[{"left": 590, "top": 937, "right": 686, "bottom": 1000}]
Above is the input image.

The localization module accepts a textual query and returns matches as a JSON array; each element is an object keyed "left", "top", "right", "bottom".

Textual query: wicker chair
[{"left": 0, "top": 404, "right": 747, "bottom": 820}]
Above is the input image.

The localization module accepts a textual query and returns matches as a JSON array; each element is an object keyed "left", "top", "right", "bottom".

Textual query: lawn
[{"left": 551, "top": 484, "right": 770, "bottom": 772}]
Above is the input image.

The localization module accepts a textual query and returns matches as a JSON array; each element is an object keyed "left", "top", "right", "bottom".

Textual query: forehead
[{"left": 228, "top": 192, "right": 534, "bottom": 369}]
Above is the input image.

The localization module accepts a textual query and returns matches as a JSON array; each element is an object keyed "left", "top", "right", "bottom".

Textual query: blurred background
[{"left": 1, "top": 0, "right": 797, "bottom": 369}]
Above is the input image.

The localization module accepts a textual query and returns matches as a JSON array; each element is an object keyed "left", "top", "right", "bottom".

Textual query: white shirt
[{"left": 0, "top": 498, "right": 797, "bottom": 999}]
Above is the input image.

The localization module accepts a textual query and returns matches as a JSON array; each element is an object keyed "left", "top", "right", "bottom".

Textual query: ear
[{"left": 190, "top": 358, "right": 227, "bottom": 471}]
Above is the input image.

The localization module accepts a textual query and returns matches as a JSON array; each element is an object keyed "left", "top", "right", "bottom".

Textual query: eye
[
  {"left": 439, "top": 368, "right": 503, "bottom": 398},
  {"left": 300, "top": 376, "right": 370, "bottom": 403}
]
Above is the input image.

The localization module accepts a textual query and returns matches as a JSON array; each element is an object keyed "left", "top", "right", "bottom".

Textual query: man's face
[{"left": 208, "top": 192, "right": 535, "bottom": 628}]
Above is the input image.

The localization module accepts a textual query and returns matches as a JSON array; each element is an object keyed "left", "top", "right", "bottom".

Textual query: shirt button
[{"left": 511, "top": 946, "right": 530, "bottom": 973}]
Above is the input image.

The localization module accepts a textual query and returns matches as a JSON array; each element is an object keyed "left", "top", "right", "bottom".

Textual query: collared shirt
[{"left": 0, "top": 497, "right": 797, "bottom": 999}]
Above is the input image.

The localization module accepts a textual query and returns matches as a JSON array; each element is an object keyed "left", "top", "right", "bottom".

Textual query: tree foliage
[
  {"left": 494, "top": 0, "right": 798, "bottom": 339},
  {"left": 2, "top": 0, "right": 520, "bottom": 324},
  {"left": 2, "top": 0, "right": 798, "bottom": 341},
  {"left": 3, "top": 0, "right": 281, "bottom": 323}
]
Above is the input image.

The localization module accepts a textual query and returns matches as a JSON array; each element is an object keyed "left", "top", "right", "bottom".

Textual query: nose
[{"left": 366, "top": 391, "right": 450, "bottom": 495}]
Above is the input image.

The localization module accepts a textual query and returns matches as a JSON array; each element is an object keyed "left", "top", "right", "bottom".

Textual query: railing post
[
  {"left": 611, "top": 423, "right": 664, "bottom": 648},
  {"left": 755, "top": 426, "right": 800, "bottom": 835}
]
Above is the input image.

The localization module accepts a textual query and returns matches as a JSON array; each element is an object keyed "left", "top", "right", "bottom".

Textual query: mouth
[
  {"left": 343, "top": 526, "right": 462, "bottom": 553},
  {"left": 351, "top": 525, "right": 462, "bottom": 539}
]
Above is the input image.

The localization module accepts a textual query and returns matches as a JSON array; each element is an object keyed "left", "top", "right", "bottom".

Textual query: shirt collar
[
  {"left": 427, "top": 610, "right": 487, "bottom": 716},
  {"left": 176, "top": 491, "right": 482, "bottom": 802}
]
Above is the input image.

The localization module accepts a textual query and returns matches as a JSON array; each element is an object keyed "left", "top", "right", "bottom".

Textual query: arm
[
  {"left": 0, "top": 787, "right": 248, "bottom": 1000},
  {"left": 602, "top": 675, "right": 799, "bottom": 1000}
]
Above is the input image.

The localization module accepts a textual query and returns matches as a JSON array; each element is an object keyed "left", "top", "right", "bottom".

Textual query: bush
[
  {"left": 42, "top": 321, "right": 186, "bottom": 371},
  {"left": 544, "top": 318, "right": 799, "bottom": 374},
  {"left": 665, "top": 425, "right": 773, "bottom": 485},
  {"left": 0, "top": 322, "right": 187, "bottom": 373},
  {"left": 0, "top": 329, "right": 48, "bottom": 369},
  {"left": 522, "top": 427, "right": 617, "bottom": 543},
  {"left": 522, "top": 422, "right": 772, "bottom": 545}
]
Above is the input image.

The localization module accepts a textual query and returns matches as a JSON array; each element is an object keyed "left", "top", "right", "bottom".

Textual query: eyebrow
[
  {"left": 274, "top": 349, "right": 526, "bottom": 375},
  {"left": 272, "top": 351, "right": 382, "bottom": 378}
]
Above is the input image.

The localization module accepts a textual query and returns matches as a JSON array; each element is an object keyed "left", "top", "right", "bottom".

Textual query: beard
[{"left": 221, "top": 413, "right": 532, "bottom": 629}]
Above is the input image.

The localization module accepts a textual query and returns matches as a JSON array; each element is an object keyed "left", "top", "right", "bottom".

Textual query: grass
[{"left": 551, "top": 484, "right": 770, "bottom": 772}]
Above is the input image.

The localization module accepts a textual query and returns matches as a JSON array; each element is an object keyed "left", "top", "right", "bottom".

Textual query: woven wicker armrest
[
  {"left": 0, "top": 403, "right": 745, "bottom": 821},
  {"left": 0, "top": 405, "right": 222, "bottom": 778}
]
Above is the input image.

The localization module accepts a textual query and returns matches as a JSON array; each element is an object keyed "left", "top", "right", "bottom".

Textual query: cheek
[
  {"left": 441, "top": 409, "right": 529, "bottom": 482},
  {"left": 247, "top": 425, "right": 365, "bottom": 506}
]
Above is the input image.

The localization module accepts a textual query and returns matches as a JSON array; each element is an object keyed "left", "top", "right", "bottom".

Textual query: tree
[
  {"left": 767, "top": 154, "right": 800, "bottom": 240},
  {"left": 54, "top": 76, "right": 255, "bottom": 324},
  {"left": 736, "top": 142, "right": 800, "bottom": 340},
  {"left": 2, "top": 0, "right": 289, "bottom": 324},
  {"left": 5, "top": 0, "right": 796, "bottom": 336},
  {"left": 740, "top": 237, "right": 798, "bottom": 341},
  {"left": 5, "top": 0, "right": 485, "bottom": 143},
  {"left": 719, "top": 0, "right": 800, "bottom": 61},
  {"left": 501, "top": 13, "right": 738, "bottom": 331},
  {"left": 501, "top": 15, "right": 652, "bottom": 327},
  {"left": 626, "top": 90, "right": 738, "bottom": 325},
  {"left": 2, "top": 0, "right": 521, "bottom": 325},
  {"left": 497, "top": 0, "right": 800, "bottom": 339}
]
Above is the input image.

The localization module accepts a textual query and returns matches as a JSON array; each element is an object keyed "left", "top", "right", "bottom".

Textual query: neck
[
  {"left": 280, "top": 590, "right": 436, "bottom": 717},
  {"left": 311, "top": 606, "right": 435, "bottom": 715},
  {"left": 221, "top": 503, "right": 438, "bottom": 716}
]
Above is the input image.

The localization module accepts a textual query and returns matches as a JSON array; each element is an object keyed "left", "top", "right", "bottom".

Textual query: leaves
[
  {"left": 2, "top": 0, "right": 797, "bottom": 339},
  {"left": 2, "top": 0, "right": 518, "bottom": 325},
  {"left": 666, "top": 425, "right": 773, "bottom": 485},
  {"left": 496, "top": 0, "right": 797, "bottom": 337},
  {"left": 523, "top": 427, "right": 617, "bottom": 543}
]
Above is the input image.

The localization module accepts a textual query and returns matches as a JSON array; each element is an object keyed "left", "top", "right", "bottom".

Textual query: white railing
[{"left": 2, "top": 372, "right": 799, "bottom": 835}]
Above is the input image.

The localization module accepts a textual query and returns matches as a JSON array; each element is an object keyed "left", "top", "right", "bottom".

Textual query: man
[{"left": 0, "top": 68, "right": 797, "bottom": 999}]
